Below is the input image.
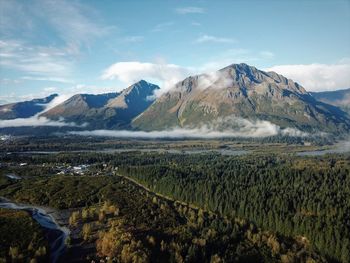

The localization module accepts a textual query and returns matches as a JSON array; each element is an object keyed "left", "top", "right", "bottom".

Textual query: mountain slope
[
  {"left": 310, "top": 88, "right": 350, "bottom": 115},
  {"left": 132, "top": 63, "right": 350, "bottom": 134},
  {"left": 0, "top": 94, "right": 58, "bottom": 120},
  {"left": 42, "top": 92, "right": 119, "bottom": 120},
  {"left": 42, "top": 80, "right": 159, "bottom": 129}
]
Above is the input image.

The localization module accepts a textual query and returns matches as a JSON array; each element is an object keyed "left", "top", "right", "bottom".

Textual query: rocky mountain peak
[
  {"left": 132, "top": 63, "right": 350, "bottom": 133},
  {"left": 106, "top": 80, "right": 159, "bottom": 108}
]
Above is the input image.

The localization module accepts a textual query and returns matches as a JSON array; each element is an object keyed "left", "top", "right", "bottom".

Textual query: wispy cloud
[
  {"left": 175, "top": 7, "right": 206, "bottom": 14},
  {"left": 122, "top": 36, "right": 144, "bottom": 43},
  {"left": 0, "top": 39, "right": 73, "bottom": 79},
  {"left": 260, "top": 51, "right": 275, "bottom": 59},
  {"left": 151, "top": 22, "right": 174, "bottom": 32},
  {"left": 195, "top": 34, "right": 236, "bottom": 44},
  {"left": 0, "top": 0, "right": 110, "bottom": 86},
  {"left": 21, "top": 76, "right": 74, "bottom": 83},
  {"left": 40, "top": 0, "right": 110, "bottom": 49},
  {"left": 0, "top": 0, "right": 109, "bottom": 51},
  {"left": 266, "top": 62, "right": 350, "bottom": 92},
  {"left": 191, "top": 22, "right": 201, "bottom": 26},
  {"left": 0, "top": 78, "right": 21, "bottom": 85}
]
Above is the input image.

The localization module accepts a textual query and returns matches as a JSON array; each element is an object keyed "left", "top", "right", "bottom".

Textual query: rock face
[
  {"left": 41, "top": 80, "right": 159, "bottom": 129},
  {"left": 311, "top": 88, "right": 350, "bottom": 115},
  {"left": 132, "top": 63, "right": 350, "bottom": 133},
  {"left": 0, "top": 94, "right": 58, "bottom": 120}
]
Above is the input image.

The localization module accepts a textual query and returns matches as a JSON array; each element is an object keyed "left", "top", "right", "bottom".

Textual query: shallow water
[
  {"left": 7, "top": 148, "right": 250, "bottom": 156},
  {"left": 297, "top": 141, "right": 350, "bottom": 156},
  {"left": 0, "top": 199, "right": 69, "bottom": 263}
]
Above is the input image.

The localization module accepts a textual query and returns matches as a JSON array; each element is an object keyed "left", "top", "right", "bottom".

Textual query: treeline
[{"left": 116, "top": 153, "right": 350, "bottom": 263}]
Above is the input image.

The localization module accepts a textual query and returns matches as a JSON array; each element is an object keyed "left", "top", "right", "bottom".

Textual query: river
[
  {"left": 297, "top": 140, "right": 350, "bottom": 156},
  {"left": 5, "top": 148, "right": 250, "bottom": 156},
  {"left": 0, "top": 198, "right": 69, "bottom": 263}
]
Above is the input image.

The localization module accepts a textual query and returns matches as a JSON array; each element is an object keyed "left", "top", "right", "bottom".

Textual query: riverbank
[{"left": 0, "top": 197, "right": 70, "bottom": 263}]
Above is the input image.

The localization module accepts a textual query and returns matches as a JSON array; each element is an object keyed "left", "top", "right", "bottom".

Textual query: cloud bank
[
  {"left": 0, "top": 116, "right": 79, "bottom": 128},
  {"left": 267, "top": 63, "right": 350, "bottom": 92},
  {"left": 69, "top": 117, "right": 308, "bottom": 139}
]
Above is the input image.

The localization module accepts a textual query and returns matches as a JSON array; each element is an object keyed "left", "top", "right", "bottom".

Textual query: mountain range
[
  {"left": 1, "top": 64, "right": 349, "bottom": 135},
  {"left": 0, "top": 94, "right": 58, "bottom": 120},
  {"left": 41, "top": 80, "right": 159, "bottom": 129}
]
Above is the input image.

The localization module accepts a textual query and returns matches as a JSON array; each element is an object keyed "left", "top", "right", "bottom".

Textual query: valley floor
[{"left": 0, "top": 137, "right": 349, "bottom": 262}]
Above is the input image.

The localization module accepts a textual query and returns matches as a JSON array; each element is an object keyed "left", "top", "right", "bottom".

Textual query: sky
[{"left": 0, "top": 0, "right": 349, "bottom": 104}]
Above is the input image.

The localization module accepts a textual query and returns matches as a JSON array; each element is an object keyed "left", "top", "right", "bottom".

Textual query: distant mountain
[
  {"left": 133, "top": 63, "right": 350, "bottom": 134},
  {"left": 0, "top": 94, "right": 58, "bottom": 120},
  {"left": 310, "top": 88, "right": 350, "bottom": 115},
  {"left": 42, "top": 80, "right": 159, "bottom": 129}
]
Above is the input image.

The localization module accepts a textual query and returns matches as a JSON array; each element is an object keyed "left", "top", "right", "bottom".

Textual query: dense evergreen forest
[
  {"left": 1, "top": 149, "right": 349, "bottom": 262},
  {"left": 113, "top": 153, "right": 350, "bottom": 263}
]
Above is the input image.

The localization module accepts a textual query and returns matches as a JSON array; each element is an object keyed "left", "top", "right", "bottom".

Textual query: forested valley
[{"left": 0, "top": 149, "right": 349, "bottom": 262}]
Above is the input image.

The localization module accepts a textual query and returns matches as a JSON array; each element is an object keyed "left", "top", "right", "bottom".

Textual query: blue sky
[{"left": 0, "top": 0, "right": 349, "bottom": 103}]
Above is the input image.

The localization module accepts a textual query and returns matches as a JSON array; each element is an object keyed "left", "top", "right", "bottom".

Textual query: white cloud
[
  {"left": 175, "top": 7, "right": 206, "bottom": 14},
  {"left": 191, "top": 22, "right": 201, "bottom": 26},
  {"left": 194, "top": 71, "right": 233, "bottom": 91},
  {"left": 0, "top": 0, "right": 109, "bottom": 85},
  {"left": 68, "top": 118, "right": 308, "bottom": 139},
  {"left": 266, "top": 63, "right": 350, "bottom": 92},
  {"left": 0, "top": 116, "right": 79, "bottom": 128},
  {"left": 40, "top": 0, "right": 109, "bottom": 49},
  {"left": 21, "top": 76, "right": 74, "bottom": 83},
  {"left": 43, "top": 87, "right": 58, "bottom": 93},
  {"left": 0, "top": 39, "right": 73, "bottom": 79},
  {"left": 101, "top": 62, "right": 192, "bottom": 95},
  {"left": 41, "top": 94, "right": 72, "bottom": 113},
  {"left": 0, "top": 0, "right": 34, "bottom": 36},
  {"left": 195, "top": 34, "right": 236, "bottom": 44},
  {"left": 280, "top": 127, "right": 309, "bottom": 137},
  {"left": 122, "top": 36, "right": 144, "bottom": 43},
  {"left": 0, "top": 78, "right": 21, "bottom": 85},
  {"left": 0, "top": 0, "right": 109, "bottom": 50},
  {"left": 151, "top": 22, "right": 174, "bottom": 32}
]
